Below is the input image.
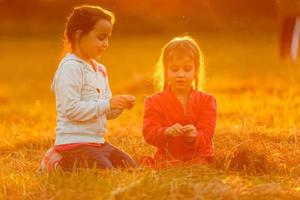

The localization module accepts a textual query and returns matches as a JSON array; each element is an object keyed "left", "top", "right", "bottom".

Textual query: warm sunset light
[{"left": 0, "top": 0, "right": 300, "bottom": 199}]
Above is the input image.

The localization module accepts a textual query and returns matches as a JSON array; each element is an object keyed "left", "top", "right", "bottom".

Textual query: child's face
[
  {"left": 166, "top": 55, "right": 195, "bottom": 92},
  {"left": 78, "top": 19, "right": 112, "bottom": 60}
]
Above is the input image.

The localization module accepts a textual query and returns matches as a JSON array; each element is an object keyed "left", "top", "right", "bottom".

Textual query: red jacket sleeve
[
  {"left": 143, "top": 96, "right": 169, "bottom": 149},
  {"left": 194, "top": 95, "right": 217, "bottom": 148}
]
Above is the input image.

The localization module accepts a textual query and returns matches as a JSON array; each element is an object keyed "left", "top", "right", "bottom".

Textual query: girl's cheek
[{"left": 189, "top": 71, "right": 195, "bottom": 78}]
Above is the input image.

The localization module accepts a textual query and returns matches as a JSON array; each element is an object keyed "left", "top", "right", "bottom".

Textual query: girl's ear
[{"left": 75, "top": 30, "right": 83, "bottom": 41}]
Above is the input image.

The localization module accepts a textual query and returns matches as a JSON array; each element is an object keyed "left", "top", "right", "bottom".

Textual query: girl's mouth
[{"left": 175, "top": 80, "right": 186, "bottom": 84}]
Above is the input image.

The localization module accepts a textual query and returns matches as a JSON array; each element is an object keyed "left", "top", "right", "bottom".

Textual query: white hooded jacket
[{"left": 51, "top": 53, "right": 121, "bottom": 145}]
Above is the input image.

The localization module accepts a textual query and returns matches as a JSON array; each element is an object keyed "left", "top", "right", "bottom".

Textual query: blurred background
[
  {"left": 0, "top": 0, "right": 277, "bottom": 35},
  {"left": 0, "top": 0, "right": 299, "bottom": 121}
]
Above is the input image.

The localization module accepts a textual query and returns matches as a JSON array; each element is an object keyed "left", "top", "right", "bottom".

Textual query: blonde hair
[{"left": 153, "top": 36, "right": 206, "bottom": 91}]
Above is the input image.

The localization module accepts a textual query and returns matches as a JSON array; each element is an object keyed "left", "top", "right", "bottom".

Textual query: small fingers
[
  {"left": 123, "top": 95, "right": 136, "bottom": 109},
  {"left": 183, "top": 125, "right": 196, "bottom": 132},
  {"left": 118, "top": 100, "right": 129, "bottom": 109},
  {"left": 173, "top": 124, "right": 184, "bottom": 135}
]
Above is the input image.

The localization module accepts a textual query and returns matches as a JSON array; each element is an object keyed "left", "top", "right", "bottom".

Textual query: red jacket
[{"left": 143, "top": 88, "right": 217, "bottom": 164}]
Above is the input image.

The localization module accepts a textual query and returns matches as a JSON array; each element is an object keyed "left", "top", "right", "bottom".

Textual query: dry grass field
[{"left": 0, "top": 32, "right": 300, "bottom": 199}]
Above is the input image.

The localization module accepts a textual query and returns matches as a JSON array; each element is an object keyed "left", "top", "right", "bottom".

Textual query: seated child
[
  {"left": 40, "top": 5, "right": 138, "bottom": 172},
  {"left": 142, "top": 36, "right": 217, "bottom": 168}
]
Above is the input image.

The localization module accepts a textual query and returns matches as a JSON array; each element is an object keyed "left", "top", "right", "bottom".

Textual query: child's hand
[
  {"left": 110, "top": 95, "right": 131, "bottom": 110},
  {"left": 164, "top": 123, "right": 184, "bottom": 137},
  {"left": 122, "top": 95, "right": 136, "bottom": 109},
  {"left": 183, "top": 125, "right": 197, "bottom": 143},
  {"left": 110, "top": 95, "right": 136, "bottom": 110}
]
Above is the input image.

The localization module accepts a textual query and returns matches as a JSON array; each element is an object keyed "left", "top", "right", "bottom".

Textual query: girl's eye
[
  {"left": 184, "top": 66, "right": 192, "bottom": 72},
  {"left": 97, "top": 35, "right": 107, "bottom": 41},
  {"left": 170, "top": 66, "right": 179, "bottom": 72}
]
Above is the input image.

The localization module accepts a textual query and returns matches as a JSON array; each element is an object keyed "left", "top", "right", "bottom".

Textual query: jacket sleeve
[
  {"left": 102, "top": 67, "right": 124, "bottom": 120},
  {"left": 143, "top": 96, "right": 169, "bottom": 149},
  {"left": 54, "top": 62, "right": 110, "bottom": 122},
  {"left": 193, "top": 95, "right": 217, "bottom": 148}
]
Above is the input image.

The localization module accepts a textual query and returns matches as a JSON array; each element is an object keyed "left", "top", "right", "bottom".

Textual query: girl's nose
[
  {"left": 177, "top": 69, "right": 185, "bottom": 77},
  {"left": 103, "top": 39, "right": 109, "bottom": 48}
]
